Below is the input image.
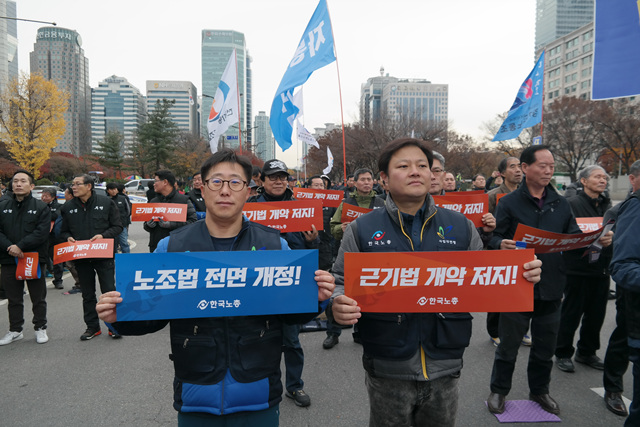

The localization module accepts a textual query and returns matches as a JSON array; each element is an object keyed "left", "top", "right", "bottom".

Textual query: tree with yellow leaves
[{"left": 0, "top": 73, "right": 67, "bottom": 178}]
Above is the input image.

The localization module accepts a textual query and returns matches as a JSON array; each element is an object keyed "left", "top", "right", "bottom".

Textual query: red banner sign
[
  {"left": 432, "top": 193, "right": 488, "bottom": 227},
  {"left": 344, "top": 249, "right": 535, "bottom": 313},
  {"left": 242, "top": 200, "right": 323, "bottom": 233},
  {"left": 293, "top": 188, "right": 344, "bottom": 208},
  {"left": 16, "top": 252, "right": 40, "bottom": 280},
  {"left": 513, "top": 224, "right": 601, "bottom": 254},
  {"left": 576, "top": 217, "right": 603, "bottom": 233},
  {"left": 131, "top": 203, "right": 188, "bottom": 222},
  {"left": 53, "top": 239, "right": 115, "bottom": 264},
  {"left": 340, "top": 204, "right": 373, "bottom": 223}
]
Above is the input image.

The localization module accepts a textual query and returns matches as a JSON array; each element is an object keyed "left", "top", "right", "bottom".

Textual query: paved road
[{"left": 0, "top": 222, "right": 631, "bottom": 426}]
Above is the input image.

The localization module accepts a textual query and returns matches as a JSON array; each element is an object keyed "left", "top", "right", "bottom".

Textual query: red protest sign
[
  {"left": 16, "top": 253, "right": 40, "bottom": 280},
  {"left": 576, "top": 217, "right": 603, "bottom": 233},
  {"left": 53, "top": 239, "right": 115, "bottom": 264},
  {"left": 463, "top": 190, "right": 486, "bottom": 195},
  {"left": 496, "top": 193, "right": 508, "bottom": 207},
  {"left": 432, "top": 193, "right": 488, "bottom": 227},
  {"left": 344, "top": 249, "right": 535, "bottom": 313},
  {"left": 293, "top": 187, "right": 343, "bottom": 208},
  {"left": 131, "top": 203, "right": 188, "bottom": 222},
  {"left": 513, "top": 224, "right": 600, "bottom": 254},
  {"left": 340, "top": 204, "right": 372, "bottom": 223},
  {"left": 242, "top": 200, "right": 323, "bottom": 233}
]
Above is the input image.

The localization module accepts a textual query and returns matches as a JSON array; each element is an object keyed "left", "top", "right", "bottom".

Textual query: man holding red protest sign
[
  {"left": 97, "top": 149, "right": 335, "bottom": 425},
  {"left": 486, "top": 146, "right": 611, "bottom": 415},
  {"left": 60, "top": 174, "right": 123, "bottom": 341},
  {"left": 0, "top": 171, "right": 51, "bottom": 346},
  {"left": 331, "top": 139, "right": 542, "bottom": 426},
  {"left": 248, "top": 158, "right": 319, "bottom": 408}
]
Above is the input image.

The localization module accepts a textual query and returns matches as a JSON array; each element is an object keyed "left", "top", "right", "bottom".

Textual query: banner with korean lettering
[
  {"left": 432, "top": 193, "right": 488, "bottom": 227},
  {"left": 576, "top": 217, "right": 603, "bottom": 233},
  {"left": 16, "top": 253, "right": 40, "bottom": 280},
  {"left": 131, "top": 203, "right": 188, "bottom": 222},
  {"left": 293, "top": 187, "right": 343, "bottom": 207},
  {"left": 344, "top": 249, "right": 535, "bottom": 313},
  {"left": 513, "top": 224, "right": 601, "bottom": 254},
  {"left": 242, "top": 200, "right": 323, "bottom": 232},
  {"left": 340, "top": 204, "right": 372, "bottom": 223},
  {"left": 115, "top": 250, "right": 318, "bottom": 321},
  {"left": 53, "top": 239, "right": 114, "bottom": 264}
]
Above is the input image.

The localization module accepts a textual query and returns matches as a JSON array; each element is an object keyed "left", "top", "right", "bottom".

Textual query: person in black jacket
[
  {"left": 247, "top": 159, "right": 319, "bottom": 408},
  {"left": 96, "top": 150, "right": 335, "bottom": 425},
  {"left": 486, "top": 146, "right": 612, "bottom": 415},
  {"left": 60, "top": 174, "right": 123, "bottom": 341},
  {"left": 0, "top": 171, "right": 51, "bottom": 346},
  {"left": 187, "top": 171, "right": 206, "bottom": 217},
  {"left": 40, "top": 187, "right": 64, "bottom": 289},
  {"left": 143, "top": 170, "right": 197, "bottom": 253},
  {"left": 555, "top": 166, "right": 612, "bottom": 374},
  {"left": 106, "top": 182, "right": 131, "bottom": 253}
]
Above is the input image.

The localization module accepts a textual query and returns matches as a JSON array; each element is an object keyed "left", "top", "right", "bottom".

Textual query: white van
[{"left": 124, "top": 178, "right": 155, "bottom": 195}]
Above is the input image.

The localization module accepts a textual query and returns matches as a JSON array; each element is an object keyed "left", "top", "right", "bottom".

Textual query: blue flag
[
  {"left": 592, "top": 0, "right": 640, "bottom": 99},
  {"left": 493, "top": 52, "right": 545, "bottom": 142},
  {"left": 270, "top": 0, "right": 336, "bottom": 151}
]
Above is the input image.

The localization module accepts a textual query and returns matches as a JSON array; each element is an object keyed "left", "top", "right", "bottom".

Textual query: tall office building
[
  {"left": 0, "top": 0, "right": 18, "bottom": 90},
  {"left": 30, "top": 26, "right": 91, "bottom": 154},
  {"left": 201, "top": 30, "right": 252, "bottom": 151},
  {"left": 253, "top": 111, "right": 275, "bottom": 161},
  {"left": 535, "top": 0, "right": 594, "bottom": 53},
  {"left": 91, "top": 75, "right": 146, "bottom": 153},
  {"left": 146, "top": 80, "right": 199, "bottom": 136},
  {"left": 360, "top": 68, "right": 448, "bottom": 128}
]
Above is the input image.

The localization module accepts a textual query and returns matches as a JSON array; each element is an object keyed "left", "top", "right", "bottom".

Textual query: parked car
[
  {"left": 124, "top": 178, "right": 154, "bottom": 195},
  {"left": 31, "top": 186, "right": 65, "bottom": 201}
]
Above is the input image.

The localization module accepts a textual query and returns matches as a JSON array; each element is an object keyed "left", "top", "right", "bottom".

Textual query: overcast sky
[{"left": 16, "top": 0, "right": 536, "bottom": 166}]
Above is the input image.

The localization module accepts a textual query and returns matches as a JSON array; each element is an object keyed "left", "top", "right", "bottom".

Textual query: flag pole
[
  {"left": 325, "top": 1, "right": 346, "bottom": 182},
  {"left": 233, "top": 48, "right": 243, "bottom": 154},
  {"left": 540, "top": 49, "right": 545, "bottom": 138}
]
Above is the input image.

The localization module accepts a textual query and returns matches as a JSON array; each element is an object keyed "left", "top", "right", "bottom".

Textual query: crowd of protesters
[{"left": 1, "top": 140, "right": 638, "bottom": 426}]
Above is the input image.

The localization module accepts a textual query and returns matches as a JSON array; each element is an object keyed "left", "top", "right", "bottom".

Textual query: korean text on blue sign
[{"left": 115, "top": 250, "right": 319, "bottom": 321}]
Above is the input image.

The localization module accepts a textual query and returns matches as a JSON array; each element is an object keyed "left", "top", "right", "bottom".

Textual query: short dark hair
[
  {"left": 252, "top": 165, "right": 261, "bottom": 177},
  {"left": 147, "top": 181, "right": 154, "bottom": 190},
  {"left": 200, "top": 148, "right": 253, "bottom": 183},
  {"left": 472, "top": 174, "right": 485, "bottom": 182},
  {"left": 347, "top": 174, "right": 354, "bottom": 180},
  {"left": 154, "top": 170, "right": 176, "bottom": 187},
  {"left": 117, "top": 183, "right": 125, "bottom": 193},
  {"left": 106, "top": 182, "right": 118, "bottom": 190},
  {"left": 354, "top": 168, "right": 374, "bottom": 181},
  {"left": 378, "top": 138, "right": 433, "bottom": 175},
  {"left": 192, "top": 171, "right": 201, "bottom": 178},
  {"left": 307, "top": 175, "right": 324, "bottom": 187},
  {"left": 498, "top": 157, "right": 519, "bottom": 175},
  {"left": 12, "top": 170, "right": 35, "bottom": 185},
  {"left": 74, "top": 174, "right": 95, "bottom": 191},
  {"left": 520, "top": 145, "right": 551, "bottom": 165}
]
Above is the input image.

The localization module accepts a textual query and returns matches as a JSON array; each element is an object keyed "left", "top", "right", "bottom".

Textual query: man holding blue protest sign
[{"left": 97, "top": 149, "right": 335, "bottom": 426}]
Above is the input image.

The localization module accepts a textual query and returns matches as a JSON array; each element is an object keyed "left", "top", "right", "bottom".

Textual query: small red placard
[
  {"left": 131, "top": 203, "right": 188, "bottom": 222},
  {"left": 432, "top": 193, "right": 488, "bottom": 227},
  {"left": 53, "top": 239, "right": 114, "bottom": 264},
  {"left": 242, "top": 200, "right": 323, "bottom": 233},
  {"left": 513, "top": 224, "right": 601, "bottom": 254},
  {"left": 576, "top": 217, "right": 603, "bottom": 233},
  {"left": 340, "top": 204, "right": 372, "bottom": 223},
  {"left": 293, "top": 188, "right": 344, "bottom": 208}
]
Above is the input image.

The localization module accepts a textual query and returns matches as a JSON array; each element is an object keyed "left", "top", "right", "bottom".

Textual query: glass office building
[
  {"left": 146, "top": 80, "right": 199, "bottom": 136},
  {"left": 535, "top": 0, "right": 594, "bottom": 53}
]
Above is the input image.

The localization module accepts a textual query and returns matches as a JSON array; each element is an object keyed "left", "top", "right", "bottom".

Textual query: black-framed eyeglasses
[
  {"left": 266, "top": 174, "right": 288, "bottom": 182},
  {"left": 204, "top": 178, "right": 247, "bottom": 192}
]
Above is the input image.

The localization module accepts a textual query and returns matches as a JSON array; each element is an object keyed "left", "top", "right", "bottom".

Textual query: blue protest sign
[{"left": 115, "top": 250, "right": 319, "bottom": 321}]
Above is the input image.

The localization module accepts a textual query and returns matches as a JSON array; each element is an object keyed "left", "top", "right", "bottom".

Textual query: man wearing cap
[{"left": 248, "top": 159, "right": 319, "bottom": 408}]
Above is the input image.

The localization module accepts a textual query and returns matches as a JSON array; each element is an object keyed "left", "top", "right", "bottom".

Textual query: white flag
[
  {"left": 323, "top": 147, "right": 333, "bottom": 175},
  {"left": 207, "top": 49, "right": 239, "bottom": 153},
  {"left": 296, "top": 119, "right": 320, "bottom": 149}
]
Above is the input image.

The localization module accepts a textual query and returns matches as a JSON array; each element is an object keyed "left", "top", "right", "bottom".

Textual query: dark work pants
[
  {"left": 626, "top": 347, "right": 640, "bottom": 427},
  {"left": 555, "top": 275, "right": 609, "bottom": 358},
  {"left": 75, "top": 258, "right": 115, "bottom": 331},
  {"left": 491, "top": 299, "right": 561, "bottom": 396},
  {"left": 46, "top": 243, "right": 64, "bottom": 287},
  {"left": 604, "top": 285, "right": 630, "bottom": 393},
  {"left": 487, "top": 312, "right": 500, "bottom": 339},
  {"left": 1, "top": 264, "right": 47, "bottom": 331},
  {"left": 282, "top": 323, "right": 304, "bottom": 392}
]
